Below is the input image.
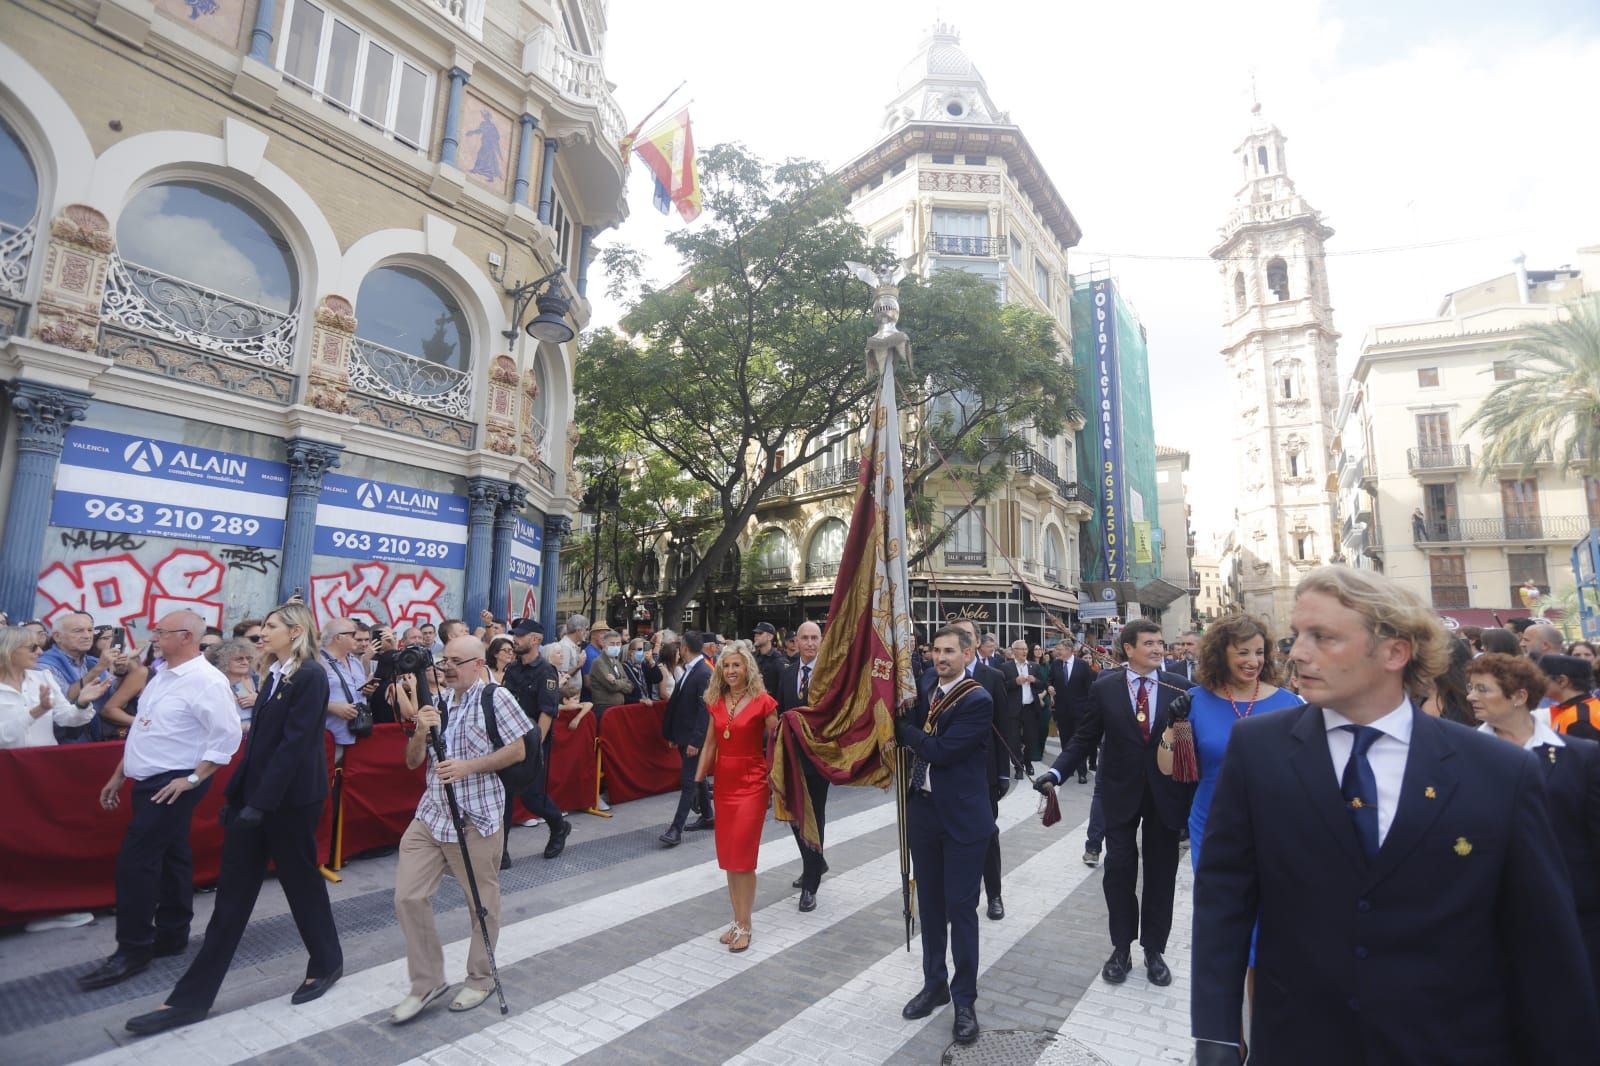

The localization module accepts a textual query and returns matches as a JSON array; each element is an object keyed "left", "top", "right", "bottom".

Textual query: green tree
[{"left": 1465, "top": 293, "right": 1600, "bottom": 474}]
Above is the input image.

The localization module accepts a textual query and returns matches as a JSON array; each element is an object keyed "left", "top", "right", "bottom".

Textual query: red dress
[{"left": 709, "top": 692, "right": 776, "bottom": 872}]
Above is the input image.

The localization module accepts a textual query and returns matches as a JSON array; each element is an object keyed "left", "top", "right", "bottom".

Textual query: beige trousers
[{"left": 393, "top": 817, "right": 502, "bottom": 995}]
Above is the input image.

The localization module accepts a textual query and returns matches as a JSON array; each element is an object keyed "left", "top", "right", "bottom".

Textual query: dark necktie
[
  {"left": 800, "top": 664, "right": 811, "bottom": 703},
  {"left": 1340, "top": 725, "right": 1382, "bottom": 861},
  {"left": 910, "top": 687, "right": 943, "bottom": 791},
  {"left": 1136, "top": 677, "right": 1151, "bottom": 741}
]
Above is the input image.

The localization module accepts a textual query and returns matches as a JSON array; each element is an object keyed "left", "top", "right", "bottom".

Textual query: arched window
[
  {"left": 754, "top": 530, "right": 793, "bottom": 582},
  {"left": 1232, "top": 271, "right": 1246, "bottom": 314},
  {"left": 0, "top": 114, "right": 40, "bottom": 303},
  {"left": 806, "top": 518, "right": 846, "bottom": 580},
  {"left": 1266, "top": 257, "right": 1290, "bottom": 301},
  {"left": 1256, "top": 146, "right": 1268, "bottom": 171},
  {"left": 1043, "top": 526, "right": 1065, "bottom": 582},
  {"left": 106, "top": 180, "right": 299, "bottom": 366},
  {"left": 528, "top": 343, "right": 554, "bottom": 448},
  {"left": 350, "top": 264, "right": 472, "bottom": 418}
]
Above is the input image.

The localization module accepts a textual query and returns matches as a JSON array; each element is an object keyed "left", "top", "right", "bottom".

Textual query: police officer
[
  {"left": 501, "top": 620, "right": 571, "bottom": 862},
  {"left": 752, "top": 622, "right": 786, "bottom": 698}
]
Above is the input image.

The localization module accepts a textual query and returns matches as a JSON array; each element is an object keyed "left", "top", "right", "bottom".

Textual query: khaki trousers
[{"left": 394, "top": 818, "right": 502, "bottom": 995}]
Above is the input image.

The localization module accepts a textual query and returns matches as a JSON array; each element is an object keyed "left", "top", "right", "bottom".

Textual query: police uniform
[{"left": 502, "top": 640, "right": 570, "bottom": 858}]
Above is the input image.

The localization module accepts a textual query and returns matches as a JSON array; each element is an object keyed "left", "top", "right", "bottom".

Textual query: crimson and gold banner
[{"left": 772, "top": 358, "right": 916, "bottom": 849}]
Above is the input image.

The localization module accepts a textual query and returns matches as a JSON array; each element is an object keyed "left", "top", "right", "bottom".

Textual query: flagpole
[{"left": 618, "top": 79, "right": 687, "bottom": 151}]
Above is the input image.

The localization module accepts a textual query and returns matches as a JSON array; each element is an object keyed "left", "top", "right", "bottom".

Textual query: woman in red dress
[{"left": 694, "top": 640, "right": 778, "bottom": 953}]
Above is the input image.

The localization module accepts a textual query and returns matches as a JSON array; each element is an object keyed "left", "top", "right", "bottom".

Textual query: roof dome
[{"left": 896, "top": 24, "right": 978, "bottom": 93}]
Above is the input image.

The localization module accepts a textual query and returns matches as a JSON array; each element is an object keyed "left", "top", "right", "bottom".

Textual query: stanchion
[
  {"left": 584, "top": 740, "right": 611, "bottom": 818},
  {"left": 319, "top": 764, "right": 344, "bottom": 883}
]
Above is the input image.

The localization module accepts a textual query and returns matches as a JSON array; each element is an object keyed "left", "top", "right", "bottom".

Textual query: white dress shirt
[
  {"left": 123, "top": 655, "right": 243, "bottom": 780},
  {"left": 1125, "top": 668, "right": 1160, "bottom": 712},
  {"left": 0, "top": 668, "right": 89, "bottom": 748},
  {"left": 1323, "top": 698, "right": 1412, "bottom": 847},
  {"left": 1477, "top": 715, "right": 1566, "bottom": 750},
  {"left": 1017, "top": 661, "right": 1034, "bottom": 705}
]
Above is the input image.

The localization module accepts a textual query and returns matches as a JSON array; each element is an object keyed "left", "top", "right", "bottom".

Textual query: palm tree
[{"left": 1464, "top": 293, "right": 1600, "bottom": 475}]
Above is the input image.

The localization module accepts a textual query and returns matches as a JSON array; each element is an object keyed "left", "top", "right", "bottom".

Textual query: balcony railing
[
  {"left": 1054, "top": 477, "right": 1094, "bottom": 505},
  {"left": 803, "top": 459, "right": 859, "bottom": 493},
  {"left": 808, "top": 561, "right": 840, "bottom": 581},
  {"left": 421, "top": 0, "right": 485, "bottom": 37},
  {"left": 927, "top": 233, "right": 1003, "bottom": 257},
  {"left": 523, "top": 27, "right": 626, "bottom": 145},
  {"left": 1412, "top": 514, "right": 1592, "bottom": 544},
  {"left": 0, "top": 216, "right": 36, "bottom": 301},
  {"left": 944, "top": 550, "right": 987, "bottom": 567},
  {"left": 1011, "top": 448, "right": 1059, "bottom": 482},
  {"left": 768, "top": 475, "right": 799, "bottom": 497},
  {"left": 348, "top": 337, "right": 473, "bottom": 419},
  {"left": 1043, "top": 565, "right": 1061, "bottom": 584},
  {"left": 102, "top": 256, "right": 298, "bottom": 369},
  {"left": 757, "top": 565, "right": 792, "bottom": 583},
  {"left": 1406, "top": 445, "right": 1472, "bottom": 473}
]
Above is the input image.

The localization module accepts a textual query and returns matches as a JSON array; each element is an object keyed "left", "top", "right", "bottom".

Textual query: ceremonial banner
[{"left": 772, "top": 358, "right": 916, "bottom": 850}]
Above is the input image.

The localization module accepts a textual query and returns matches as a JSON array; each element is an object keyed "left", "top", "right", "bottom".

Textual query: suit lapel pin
[
  {"left": 1424, "top": 786, "right": 1436, "bottom": 799},
  {"left": 1453, "top": 837, "right": 1472, "bottom": 856},
  {"left": 1547, "top": 747, "right": 1558, "bottom": 764},
  {"left": 1350, "top": 797, "right": 1364, "bottom": 809}
]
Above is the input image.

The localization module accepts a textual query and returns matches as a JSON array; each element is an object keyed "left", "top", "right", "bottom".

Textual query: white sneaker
[
  {"left": 25, "top": 912, "right": 94, "bottom": 932},
  {"left": 596, "top": 796, "right": 612, "bottom": 812},
  {"left": 519, "top": 818, "right": 543, "bottom": 827},
  {"left": 389, "top": 984, "right": 448, "bottom": 1024}
]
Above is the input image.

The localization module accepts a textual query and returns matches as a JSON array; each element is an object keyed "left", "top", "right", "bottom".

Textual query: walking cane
[{"left": 429, "top": 725, "right": 509, "bottom": 1015}]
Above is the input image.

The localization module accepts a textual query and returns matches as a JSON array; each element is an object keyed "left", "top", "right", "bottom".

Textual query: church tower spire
[{"left": 1211, "top": 104, "right": 1341, "bottom": 628}]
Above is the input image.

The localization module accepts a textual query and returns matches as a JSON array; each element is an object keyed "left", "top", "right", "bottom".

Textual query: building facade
[
  {"left": 0, "top": 0, "right": 626, "bottom": 633},
  {"left": 1210, "top": 105, "right": 1340, "bottom": 629},
  {"left": 1154, "top": 444, "right": 1195, "bottom": 639},
  {"left": 1333, "top": 250, "right": 1600, "bottom": 624}
]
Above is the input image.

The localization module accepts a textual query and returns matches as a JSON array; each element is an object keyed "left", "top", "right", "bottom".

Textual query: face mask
[
  {"left": 633, "top": 650, "right": 646, "bottom": 664},
  {"left": 606, "top": 645, "right": 622, "bottom": 658}
]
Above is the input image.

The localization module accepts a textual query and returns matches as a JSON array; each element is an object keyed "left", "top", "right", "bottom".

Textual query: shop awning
[
  {"left": 1024, "top": 585, "right": 1079, "bottom": 612},
  {"left": 1435, "top": 608, "right": 1532, "bottom": 630},
  {"left": 1135, "top": 579, "right": 1190, "bottom": 611}
]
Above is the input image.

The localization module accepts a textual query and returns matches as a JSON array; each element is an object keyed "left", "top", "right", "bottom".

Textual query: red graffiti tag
[{"left": 35, "top": 549, "right": 225, "bottom": 629}]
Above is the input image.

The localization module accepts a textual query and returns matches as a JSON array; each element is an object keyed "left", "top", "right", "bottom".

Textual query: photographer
[
  {"left": 364, "top": 626, "right": 405, "bottom": 724},
  {"left": 320, "top": 618, "right": 368, "bottom": 762}
]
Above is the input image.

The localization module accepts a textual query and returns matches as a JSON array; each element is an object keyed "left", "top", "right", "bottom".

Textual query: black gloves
[
  {"left": 1168, "top": 691, "right": 1193, "bottom": 723},
  {"left": 1033, "top": 773, "right": 1056, "bottom": 795},
  {"left": 234, "top": 806, "right": 264, "bottom": 828},
  {"left": 893, "top": 718, "right": 921, "bottom": 750}
]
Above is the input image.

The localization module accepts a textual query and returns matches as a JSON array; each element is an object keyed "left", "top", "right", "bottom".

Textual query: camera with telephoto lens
[{"left": 374, "top": 644, "right": 435, "bottom": 714}]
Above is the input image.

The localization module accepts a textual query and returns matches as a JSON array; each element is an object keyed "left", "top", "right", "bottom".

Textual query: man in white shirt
[{"left": 79, "top": 611, "right": 241, "bottom": 991}]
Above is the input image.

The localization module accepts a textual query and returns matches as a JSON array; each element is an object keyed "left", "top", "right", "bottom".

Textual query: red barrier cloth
[
  {"left": 338, "top": 725, "right": 424, "bottom": 857},
  {"left": 598, "top": 701, "right": 682, "bottom": 803},
  {"left": 547, "top": 707, "right": 598, "bottom": 812}
]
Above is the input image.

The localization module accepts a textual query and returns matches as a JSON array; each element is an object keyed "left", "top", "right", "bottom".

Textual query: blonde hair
[
  {"left": 261, "top": 602, "right": 319, "bottom": 676},
  {"left": 706, "top": 639, "right": 766, "bottom": 707},
  {"left": 1294, "top": 566, "right": 1451, "bottom": 697}
]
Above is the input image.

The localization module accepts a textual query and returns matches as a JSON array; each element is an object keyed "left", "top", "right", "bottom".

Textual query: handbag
[{"left": 324, "top": 652, "right": 373, "bottom": 738}]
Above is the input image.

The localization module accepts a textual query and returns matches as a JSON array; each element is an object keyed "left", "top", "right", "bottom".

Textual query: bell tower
[{"left": 1211, "top": 103, "right": 1341, "bottom": 628}]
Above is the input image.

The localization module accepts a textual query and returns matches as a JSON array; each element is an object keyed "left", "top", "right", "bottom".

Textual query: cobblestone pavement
[{"left": 4, "top": 741, "right": 1196, "bottom": 1065}]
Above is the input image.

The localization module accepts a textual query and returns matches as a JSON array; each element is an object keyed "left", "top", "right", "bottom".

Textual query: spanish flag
[{"left": 631, "top": 109, "right": 702, "bottom": 223}]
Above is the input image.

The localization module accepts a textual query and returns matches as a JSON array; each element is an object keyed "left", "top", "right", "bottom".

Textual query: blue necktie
[{"left": 1339, "top": 725, "right": 1382, "bottom": 861}]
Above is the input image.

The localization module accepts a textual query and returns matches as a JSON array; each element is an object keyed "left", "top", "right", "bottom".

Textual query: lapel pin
[
  {"left": 1453, "top": 837, "right": 1472, "bottom": 857},
  {"left": 1424, "top": 787, "right": 1436, "bottom": 800},
  {"left": 1350, "top": 797, "right": 1364, "bottom": 809},
  {"left": 1547, "top": 748, "right": 1558, "bottom": 764}
]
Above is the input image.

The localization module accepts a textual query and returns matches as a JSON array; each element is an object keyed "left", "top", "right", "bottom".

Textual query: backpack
[{"left": 478, "top": 683, "right": 544, "bottom": 793}]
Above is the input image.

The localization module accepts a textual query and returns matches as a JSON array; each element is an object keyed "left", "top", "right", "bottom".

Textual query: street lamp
[{"left": 492, "top": 262, "right": 575, "bottom": 345}]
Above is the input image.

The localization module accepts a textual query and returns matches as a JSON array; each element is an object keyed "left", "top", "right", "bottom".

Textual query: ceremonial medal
[
  {"left": 1453, "top": 837, "right": 1472, "bottom": 856},
  {"left": 1136, "top": 712, "right": 1147, "bottom": 723},
  {"left": 723, "top": 728, "right": 731, "bottom": 740}
]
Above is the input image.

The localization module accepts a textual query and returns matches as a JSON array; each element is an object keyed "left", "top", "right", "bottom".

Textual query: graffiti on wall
[
  {"left": 308, "top": 563, "right": 448, "bottom": 630},
  {"left": 37, "top": 548, "right": 229, "bottom": 629}
]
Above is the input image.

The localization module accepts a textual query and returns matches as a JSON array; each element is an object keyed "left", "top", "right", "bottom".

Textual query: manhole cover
[{"left": 941, "top": 1028, "right": 1110, "bottom": 1065}]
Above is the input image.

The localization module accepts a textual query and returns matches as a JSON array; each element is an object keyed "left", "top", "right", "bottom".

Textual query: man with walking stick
[{"left": 390, "top": 635, "right": 530, "bottom": 1023}]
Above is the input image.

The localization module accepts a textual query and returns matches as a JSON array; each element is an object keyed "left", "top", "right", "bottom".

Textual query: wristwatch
[{"left": 186, "top": 773, "right": 201, "bottom": 786}]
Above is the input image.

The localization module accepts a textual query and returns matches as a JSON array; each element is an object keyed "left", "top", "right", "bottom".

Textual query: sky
[{"left": 592, "top": 0, "right": 1600, "bottom": 551}]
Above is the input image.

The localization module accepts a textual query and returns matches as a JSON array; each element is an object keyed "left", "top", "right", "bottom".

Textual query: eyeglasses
[
  {"left": 441, "top": 656, "right": 483, "bottom": 668},
  {"left": 23, "top": 644, "right": 41, "bottom": 652},
  {"left": 1467, "top": 683, "right": 1501, "bottom": 696}
]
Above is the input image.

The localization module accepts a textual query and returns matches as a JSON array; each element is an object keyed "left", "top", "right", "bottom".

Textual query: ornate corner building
[{"left": 0, "top": 0, "right": 627, "bottom": 631}]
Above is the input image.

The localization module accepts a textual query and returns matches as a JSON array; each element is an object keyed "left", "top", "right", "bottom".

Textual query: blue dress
[{"left": 1187, "top": 685, "right": 1304, "bottom": 871}]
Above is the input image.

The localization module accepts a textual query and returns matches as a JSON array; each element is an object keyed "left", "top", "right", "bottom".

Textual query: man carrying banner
[{"left": 894, "top": 624, "right": 995, "bottom": 1046}]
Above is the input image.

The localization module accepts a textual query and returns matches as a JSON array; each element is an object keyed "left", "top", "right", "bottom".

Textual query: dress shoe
[
  {"left": 658, "top": 826, "right": 682, "bottom": 847},
  {"left": 792, "top": 876, "right": 804, "bottom": 888},
  {"left": 78, "top": 951, "right": 151, "bottom": 990},
  {"left": 900, "top": 983, "right": 951, "bottom": 1019},
  {"left": 986, "top": 897, "right": 1005, "bottom": 921},
  {"left": 291, "top": 965, "right": 342, "bottom": 1004},
  {"left": 685, "top": 815, "right": 714, "bottom": 832},
  {"left": 544, "top": 819, "right": 572, "bottom": 859},
  {"left": 1101, "top": 947, "right": 1131, "bottom": 984},
  {"left": 952, "top": 1004, "right": 980, "bottom": 1045},
  {"left": 1144, "top": 950, "right": 1172, "bottom": 987},
  {"left": 1083, "top": 846, "right": 1101, "bottom": 868},
  {"left": 1077, "top": 770, "right": 1088, "bottom": 784},
  {"left": 798, "top": 890, "right": 817, "bottom": 913},
  {"left": 125, "top": 1006, "right": 207, "bottom": 1035},
  {"left": 151, "top": 937, "right": 189, "bottom": 958}
]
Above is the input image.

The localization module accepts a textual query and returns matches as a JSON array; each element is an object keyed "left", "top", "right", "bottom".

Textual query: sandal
[
  {"left": 728, "top": 924, "right": 751, "bottom": 953},
  {"left": 718, "top": 923, "right": 739, "bottom": 945}
]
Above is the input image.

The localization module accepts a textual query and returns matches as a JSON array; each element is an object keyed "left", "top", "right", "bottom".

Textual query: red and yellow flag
[
  {"left": 771, "top": 359, "right": 917, "bottom": 850},
  {"left": 631, "top": 109, "right": 702, "bottom": 223}
]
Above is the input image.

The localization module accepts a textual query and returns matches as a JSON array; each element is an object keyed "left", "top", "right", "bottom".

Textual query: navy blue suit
[
  {"left": 1533, "top": 731, "right": 1600, "bottom": 1002},
  {"left": 661, "top": 658, "right": 712, "bottom": 830},
  {"left": 900, "top": 671, "right": 995, "bottom": 1007},
  {"left": 1193, "top": 704, "right": 1600, "bottom": 1064},
  {"left": 1049, "top": 656, "right": 1095, "bottom": 768}
]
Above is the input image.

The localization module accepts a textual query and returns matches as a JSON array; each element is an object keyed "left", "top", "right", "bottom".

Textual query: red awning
[{"left": 1436, "top": 608, "right": 1532, "bottom": 630}]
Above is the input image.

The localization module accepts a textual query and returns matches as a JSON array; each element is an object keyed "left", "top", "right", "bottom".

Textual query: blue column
[
  {"left": 280, "top": 439, "right": 342, "bottom": 604},
  {"left": 463, "top": 476, "right": 500, "bottom": 623},
  {"left": 512, "top": 114, "right": 538, "bottom": 207},
  {"left": 441, "top": 67, "right": 470, "bottom": 168},
  {"left": 488, "top": 482, "right": 526, "bottom": 619},
  {"left": 248, "top": 0, "right": 278, "bottom": 63},
  {"left": 536, "top": 137, "right": 559, "bottom": 225},
  {"left": 540, "top": 514, "right": 571, "bottom": 635},
  {"left": 577, "top": 225, "right": 595, "bottom": 298},
  {"left": 0, "top": 381, "right": 89, "bottom": 622}
]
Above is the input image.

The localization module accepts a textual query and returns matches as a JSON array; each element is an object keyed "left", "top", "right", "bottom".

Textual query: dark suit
[
  {"left": 779, "top": 658, "right": 828, "bottom": 892},
  {"left": 1050, "top": 655, "right": 1095, "bottom": 770},
  {"left": 998, "top": 659, "right": 1043, "bottom": 769},
  {"left": 168, "top": 663, "right": 341, "bottom": 1011},
  {"left": 1193, "top": 704, "right": 1600, "bottom": 1064},
  {"left": 1050, "top": 667, "right": 1192, "bottom": 953},
  {"left": 1162, "top": 658, "right": 1196, "bottom": 683},
  {"left": 503, "top": 655, "right": 564, "bottom": 830},
  {"left": 661, "top": 657, "right": 712, "bottom": 830},
  {"left": 900, "top": 672, "right": 995, "bottom": 1007},
  {"left": 970, "top": 660, "right": 1010, "bottom": 901},
  {"left": 1533, "top": 731, "right": 1600, "bottom": 1002}
]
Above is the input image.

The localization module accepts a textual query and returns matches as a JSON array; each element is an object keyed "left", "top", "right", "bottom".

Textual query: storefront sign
[
  {"left": 938, "top": 601, "right": 994, "bottom": 623},
  {"left": 509, "top": 516, "right": 543, "bottom": 584},
  {"left": 49, "top": 427, "right": 288, "bottom": 548},
  {"left": 314, "top": 473, "right": 468, "bottom": 569}
]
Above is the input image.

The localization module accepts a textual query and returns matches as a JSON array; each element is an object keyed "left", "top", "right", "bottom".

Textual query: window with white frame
[
  {"left": 551, "top": 191, "right": 574, "bottom": 270},
  {"left": 1033, "top": 258, "right": 1050, "bottom": 300},
  {"left": 278, "top": 0, "right": 433, "bottom": 150},
  {"left": 1020, "top": 516, "right": 1034, "bottom": 563}
]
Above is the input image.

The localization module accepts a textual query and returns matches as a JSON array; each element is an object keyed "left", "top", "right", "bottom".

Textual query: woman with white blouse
[{"left": 0, "top": 625, "right": 97, "bottom": 748}]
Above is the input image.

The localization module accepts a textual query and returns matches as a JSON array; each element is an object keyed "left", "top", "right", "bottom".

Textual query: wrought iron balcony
[
  {"left": 523, "top": 27, "right": 626, "bottom": 145},
  {"left": 1406, "top": 445, "right": 1472, "bottom": 473},
  {"left": 0, "top": 216, "right": 36, "bottom": 301},
  {"left": 1056, "top": 478, "right": 1094, "bottom": 505},
  {"left": 803, "top": 459, "right": 859, "bottom": 493},
  {"left": 757, "top": 565, "right": 792, "bottom": 583},
  {"left": 927, "top": 233, "right": 1003, "bottom": 257},
  {"left": 102, "top": 256, "right": 298, "bottom": 368},
  {"left": 1412, "top": 514, "right": 1592, "bottom": 544},
  {"left": 1043, "top": 565, "right": 1061, "bottom": 584},
  {"left": 808, "top": 561, "right": 840, "bottom": 581},
  {"left": 944, "top": 550, "right": 987, "bottom": 567},
  {"left": 348, "top": 337, "right": 473, "bottom": 419},
  {"left": 768, "top": 475, "right": 800, "bottom": 497},
  {"left": 1011, "top": 448, "right": 1059, "bottom": 482}
]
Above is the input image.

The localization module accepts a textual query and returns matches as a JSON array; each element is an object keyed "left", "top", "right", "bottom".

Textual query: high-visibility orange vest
[{"left": 1551, "top": 695, "right": 1600, "bottom": 741}]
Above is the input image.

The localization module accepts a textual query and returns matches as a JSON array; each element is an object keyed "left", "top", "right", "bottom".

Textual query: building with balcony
[
  {"left": 0, "top": 0, "right": 628, "bottom": 631},
  {"left": 1332, "top": 248, "right": 1600, "bottom": 624}
]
